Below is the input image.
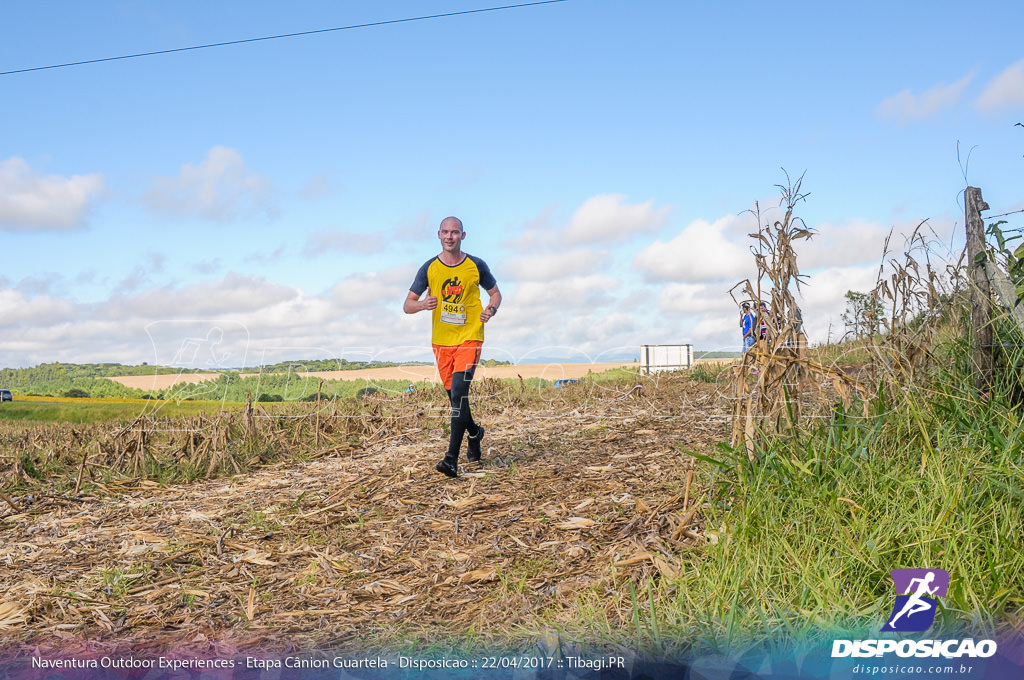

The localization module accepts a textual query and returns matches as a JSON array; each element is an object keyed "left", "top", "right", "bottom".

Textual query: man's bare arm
[
  {"left": 480, "top": 285, "right": 502, "bottom": 322},
  {"left": 404, "top": 290, "right": 437, "bottom": 314}
]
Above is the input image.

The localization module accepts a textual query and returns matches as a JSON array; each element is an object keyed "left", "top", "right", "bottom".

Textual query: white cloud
[
  {"left": 0, "top": 157, "right": 104, "bottom": 232},
  {"left": 0, "top": 272, "right": 416, "bottom": 368},
  {"left": 562, "top": 312, "right": 636, "bottom": 346},
  {"left": 974, "top": 59, "right": 1024, "bottom": 113},
  {"left": 875, "top": 73, "right": 973, "bottom": 123},
  {"left": 298, "top": 172, "right": 335, "bottom": 200},
  {"left": 796, "top": 266, "right": 884, "bottom": 343},
  {"left": 0, "top": 289, "right": 77, "bottom": 326},
  {"left": 15, "top": 274, "right": 62, "bottom": 296},
  {"left": 508, "top": 274, "right": 620, "bottom": 309},
  {"left": 501, "top": 249, "right": 608, "bottom": 282},
  {"left": 503, "top": 204, "right": 559, "bottom": 252},
  {"left": 632, "top": 204, "right": 955, "bottom": 351},
  {"left": 649, "top": 263, "right": 885, "bottom": 351},
  {"left": 115, "top": 267, "right": 151, "bottom": 295},
  {"left": 658, "top": 282, "right": 736, "bottom": 315},
  {"left": 395, "top": 212, "right": 433, "bottom": 242},
  {"left": 303, "top": 228, "right": 386, "bottom": 256},
  {"left": 193, "top": 258, "right": 222, "bottom": 275},
  {"left": 244, "top": 246, "right": 287, "bottom": 266},
  {"left": 105, "top": 274, "right": 299, "bottom": 319},
  {"left": 479, "top": 274, "right": 632, "bottom": 358},
  {"left": 331, "top": 266, "right": 415, "bottom": 310},
  {"left": 564, "top": 194, "right": 671, "bottom": 244},
  {"left": 0, "top": 203, "right": 955, "bottom": 367},
  {"left": 633, "top": 212, "right": 755, "bottom": 283},
  {"left": 800, "top": 218, "right": 892, "bottom": 269},
  {"left": 690, "top": 313, "right": 746, "bottom": 351},
  {"left": 143, "top": 146, "right": 275, "bottom": 222}
]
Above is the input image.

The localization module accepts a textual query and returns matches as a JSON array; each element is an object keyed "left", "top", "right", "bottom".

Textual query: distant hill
[
  {"left": 0, "top": 361, "right": 204, "bottom": 381},
  {"left": 694, "top": 350, "right": 741, "bottom": 359},
  {"left": 238, "top": 357, "right": 511, "bottom": 372},
  {"left": 0, "top": 362, "right": 206, "bottom": 400},
  {"left": 238, "top": 358, "right": 431, "bottom": 373},
  {"left": 0, "top": 358, "right": 513, "bottom": 401}
]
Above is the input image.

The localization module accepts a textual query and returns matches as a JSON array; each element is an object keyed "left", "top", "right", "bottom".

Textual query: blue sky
[{"left": 2, "top": 0, "right": 1023, "bottom": 369}]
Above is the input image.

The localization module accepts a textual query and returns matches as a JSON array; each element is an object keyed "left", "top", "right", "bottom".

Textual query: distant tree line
[
  {"left": 239, "top": 358, "right": 438, "bottom": 373},
  {"left": 0, "top": 361, "right": 204, "bottom": 386},
  {"left": 0, "top": 362, "right": 443, "bottom": 402}
]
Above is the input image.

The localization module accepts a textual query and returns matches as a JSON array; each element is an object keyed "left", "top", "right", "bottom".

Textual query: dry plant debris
[
  {"left": 0, "top": 375, "right": 728, "bottom": 657},
  {"left": 730, "top": 177, "right": 869, "bottom": 453}
]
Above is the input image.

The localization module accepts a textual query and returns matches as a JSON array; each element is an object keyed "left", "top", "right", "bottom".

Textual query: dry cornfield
[{"left": 0, "top": 374, "right": 731, "bottom": 657}]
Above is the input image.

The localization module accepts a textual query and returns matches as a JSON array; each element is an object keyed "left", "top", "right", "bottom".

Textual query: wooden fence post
[{"left": 965, "top": 186, "right": 992, "bottom": 391}]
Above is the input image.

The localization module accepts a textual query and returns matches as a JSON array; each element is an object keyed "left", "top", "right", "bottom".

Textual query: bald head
[
  {"left": 440, "top": 216, "right": 464, "bottom": 232},
  {"left": 438, "top": 216, "right": 466, "bottom": 259}
]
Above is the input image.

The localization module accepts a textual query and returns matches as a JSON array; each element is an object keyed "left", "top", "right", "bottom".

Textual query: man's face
[{"left": 438, "top": 223, "right": 465, "bottom": 252}]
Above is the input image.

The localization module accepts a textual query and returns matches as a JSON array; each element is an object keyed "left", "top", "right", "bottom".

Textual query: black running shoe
[
  {"left": 435, "top": 459, "right": 458, "bottom": 478},
  {"left": 467, "top": 426, "right": 484, "bottom": 462}
]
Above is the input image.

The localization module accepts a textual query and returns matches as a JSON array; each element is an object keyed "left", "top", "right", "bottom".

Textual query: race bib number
[{"left": 440, "top": 301, "right": 467, "bottom": 325}]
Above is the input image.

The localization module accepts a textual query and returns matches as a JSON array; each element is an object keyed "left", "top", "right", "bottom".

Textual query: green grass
[
  {"left": 524, "top": 323, "right": 1024, "bottom": 657},
  {"left": 581, "top": 367, "right": 643, "bottom": 383},
  {"left": 689, "top": 362, "right": 731, "bottom": 383},
  {"left": 565, "top": 343, "right": 1022, "bottom": 656},
  {"left": 0, "top": 398, "right": 242, "bottom": 423}
]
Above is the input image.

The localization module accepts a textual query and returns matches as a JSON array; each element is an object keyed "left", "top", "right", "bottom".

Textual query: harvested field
[
  {"left": 292, "top": 361, "right": 639, "bottom": 385},
  {"left": 0, "top": 373, "right": 728, "bottom": 657},
  {"left": 107, "top": 361, "right": 741, "bottom": 393},
  {"left": 106, "top": 363, "right": 642, "bottom": 391}
]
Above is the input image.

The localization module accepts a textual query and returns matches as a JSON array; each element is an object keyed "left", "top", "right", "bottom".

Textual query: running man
[
  {"left": 404, "top": 216, "right": 501, "bottom": 478},
  {"left": 887, "top": 571, "right": 939, "bottom": 629}
]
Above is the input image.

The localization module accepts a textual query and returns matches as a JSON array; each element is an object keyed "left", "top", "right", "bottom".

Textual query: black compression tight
[{"left": 445, "top": 371, "right": 479, "bottom": 460}]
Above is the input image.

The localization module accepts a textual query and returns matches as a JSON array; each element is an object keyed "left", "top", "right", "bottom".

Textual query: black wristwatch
[{"left": 488, "top": 306, "right": 498, "bottom": 316}]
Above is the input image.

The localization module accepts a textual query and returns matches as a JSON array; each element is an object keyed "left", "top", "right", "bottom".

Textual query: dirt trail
[{"left": 0, "top": 374, "right": 730, "bottom": 656}]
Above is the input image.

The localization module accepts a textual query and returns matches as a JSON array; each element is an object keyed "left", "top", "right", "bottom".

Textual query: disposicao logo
[
  {"left": 881, "top": 568, "right": 949, "bottom": 633},
  {"left": 831, "top": 567, "right": 998, "bottom": 659}
]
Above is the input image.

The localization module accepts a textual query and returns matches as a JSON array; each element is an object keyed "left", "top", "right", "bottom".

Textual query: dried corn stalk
[
  {"left": 867, "top": 221, "right": 954, "bottom": 383},
  {"left": 730, "top": 175, "right": 868, "bottom": 454}
]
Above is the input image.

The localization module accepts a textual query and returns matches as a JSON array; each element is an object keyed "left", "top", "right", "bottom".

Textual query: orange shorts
[{"left": 432, "top": 341, "right": 482, "bottom": 390}]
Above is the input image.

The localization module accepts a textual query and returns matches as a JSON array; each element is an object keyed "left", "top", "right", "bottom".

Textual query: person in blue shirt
[{"left": 741, "top": 302, "right": 756, "bottom": 353}]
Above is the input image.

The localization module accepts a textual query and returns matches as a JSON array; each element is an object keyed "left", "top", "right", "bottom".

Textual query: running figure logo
[
  {"left": 441, "top": 277, "right": 464, "bottom": 303},
  {"left": 881, "top": 568, "right": 949, "bottom": 632}
]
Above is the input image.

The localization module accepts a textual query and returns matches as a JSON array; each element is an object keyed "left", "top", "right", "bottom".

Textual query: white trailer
[{"left": 639, "top": 344, "right": 694, "bottom": 374}]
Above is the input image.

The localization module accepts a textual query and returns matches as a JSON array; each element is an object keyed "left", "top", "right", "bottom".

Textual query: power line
[{"left": 0, "top": 0, "right": 569, "bottom": 77}]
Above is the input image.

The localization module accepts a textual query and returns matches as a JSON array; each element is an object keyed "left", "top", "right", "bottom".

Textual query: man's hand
[
  {"left": 480, "top": 286, "right": 501, "bottom": 323},
  {"left": 404, "top": 290, "right": 437, "bottom": 314}
]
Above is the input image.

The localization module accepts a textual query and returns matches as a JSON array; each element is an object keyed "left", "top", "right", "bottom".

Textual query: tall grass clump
[
  {"left": 679, "top": 347, "right": 1024, "bottom": 652},
  {"left": 654, "top": 185, "right": 1023, "bottom": 656}
]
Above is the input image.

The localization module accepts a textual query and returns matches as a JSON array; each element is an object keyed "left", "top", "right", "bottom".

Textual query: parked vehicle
[{"left": 0, "top": 389, "right": 12, "bottom": 402}]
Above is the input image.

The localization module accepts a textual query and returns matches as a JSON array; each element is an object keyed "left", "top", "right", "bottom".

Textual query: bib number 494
[{"left": 441, "top": 302, "right": 466, "bottom": 325}]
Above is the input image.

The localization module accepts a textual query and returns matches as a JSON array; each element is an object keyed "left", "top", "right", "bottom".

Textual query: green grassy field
[{"left": 0, "top": 396, "right": 243, "bottom": 423}]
